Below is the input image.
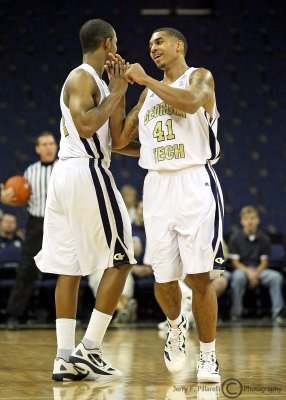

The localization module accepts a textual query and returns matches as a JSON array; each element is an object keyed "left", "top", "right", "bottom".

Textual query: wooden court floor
[{"left": 0, "top": 326, "right": 285, "bottom": 400}]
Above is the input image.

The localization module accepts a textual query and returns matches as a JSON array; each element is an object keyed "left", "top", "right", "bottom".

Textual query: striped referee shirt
[{"left": 24, "top": 160, "right": 57, "bottom": 218}]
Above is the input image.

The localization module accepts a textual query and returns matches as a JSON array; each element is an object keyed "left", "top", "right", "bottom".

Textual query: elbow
[
  {"left": 111, "top": 133, "right": 130, "bottom": 150},
  {"left": 76, "top": 122, "right": 95, "bottom": 138},
  {"left": 112, "top": 139, "right": 127, "bottom": 150},
  {"left": 187, "top": 104, "right": 200, "bottom": 114}
]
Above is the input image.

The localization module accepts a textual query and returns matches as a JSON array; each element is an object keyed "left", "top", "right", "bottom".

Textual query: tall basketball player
[
  {"left": 35, "top": 19, "right": 137, "bottom": 381},
  {"left": 112, "top": 28, "right": 225, "bottom": 383}
]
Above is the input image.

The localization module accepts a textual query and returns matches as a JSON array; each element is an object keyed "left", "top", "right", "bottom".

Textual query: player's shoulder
[
  {"left": 68, "top": 67, "right": 94, "bottom": 80},
  {"left": 66, "top": 67, "right": 97, "bottom": 89},
  {"left": 189, "top": 67, "right": 213, "bottom": 80}
]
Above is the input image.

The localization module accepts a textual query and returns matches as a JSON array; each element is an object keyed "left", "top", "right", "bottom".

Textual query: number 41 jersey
[{"left": 138, "top": 67, "right": 221, "bottom": 171}]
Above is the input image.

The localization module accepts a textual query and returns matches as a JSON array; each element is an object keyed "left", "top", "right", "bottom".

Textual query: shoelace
[
  {"left": 167, "top": 326, "right": 184, "bottom": 357},
  {"left": 198, "top": 352, "right": 217, "bottom": 372}
]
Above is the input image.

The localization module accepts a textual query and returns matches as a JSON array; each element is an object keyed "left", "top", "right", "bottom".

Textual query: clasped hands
[{"left": 105, "top": 53, "right": 148, "bottom": 86}]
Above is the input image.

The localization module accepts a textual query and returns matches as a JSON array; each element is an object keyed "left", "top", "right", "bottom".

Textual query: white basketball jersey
[
  {"left": 58, "top": 63, "right": 111, "bottom": 168},
  {"left": 138, "top": 67, "right": 220, "bottom": 171}
]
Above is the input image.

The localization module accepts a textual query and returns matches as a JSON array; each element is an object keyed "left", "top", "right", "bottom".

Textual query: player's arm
[
  {"left": 66, "top": 68, "right": 127, "bottom": 138},
  {"left": 112, "top": 141, "right": 141, "bottom": 157},
  {"left": 111, "top": 88, "right": 147, "bottom": 149},
  {"left": 125, "top": 64, "right": 214, "bottom": 114}
]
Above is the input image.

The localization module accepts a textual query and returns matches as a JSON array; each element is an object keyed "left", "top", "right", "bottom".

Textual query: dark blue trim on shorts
[
  {"left": 81, "top": 136, "right": 126, "bottom": 247},
  {"left": 205, "top": 164, "right": 223, "bottom": 253},
  {"left": 80, "top": 138, "right": 112, "bottom": 246},
  {"left": 209, "top": 164, "right": 224, "bottom": 220},
  {"left": 204, "top": 111, "right": 220, "bottom": 162},
  {"left": 92, "top": 134, "right": 125, "bottom": 245}
]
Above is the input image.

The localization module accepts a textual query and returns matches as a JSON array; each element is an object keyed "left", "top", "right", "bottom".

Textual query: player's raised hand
[
  {"left": 107, "top": 59, "right": 129, "bottom": 97},
  {"left": 104, "top": 53, "right": 127, "bottom": 80},
  {"left": 125, "top": 63, "right": 148, "bottom": 85}
]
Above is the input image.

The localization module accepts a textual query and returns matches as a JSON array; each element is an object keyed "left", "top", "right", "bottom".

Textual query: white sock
[
  {"left": 200, "top": 340, "right": 216, "bottom": 360},
  {"left": 56, "top": 318, "right": 76, "bottom": 362},
  {"left": 82, "top": 309, "right": 112, "bottom": 349},
  {"left": 168, "top": 313, "right": 183, "bottom": 327}
]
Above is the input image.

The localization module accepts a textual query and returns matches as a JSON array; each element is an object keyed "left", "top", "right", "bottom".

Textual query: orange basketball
[{"left": 4, "top": 175, "right": 31, "bottom": 205}]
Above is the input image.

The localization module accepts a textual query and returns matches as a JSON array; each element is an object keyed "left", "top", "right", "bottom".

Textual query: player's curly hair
[{"left": 79, "top": 19, "right": 115, "bottom": 54}]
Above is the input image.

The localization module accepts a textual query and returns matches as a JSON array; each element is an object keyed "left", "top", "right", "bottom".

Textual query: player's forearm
[
  {"left": 111, "top": 106, "right": 140, "bottom": 149},
  {"left": 110, "top": 97, "right": 126, "bottom": 144},
  {"left": 142, "top": 76, "right": 205, "bottom": 114},
  {"left": 77, "top": 92, "right": 124, "bottom": 138},
  {"left": 112, "top": 141, "right": 141, "bottom": 157}
]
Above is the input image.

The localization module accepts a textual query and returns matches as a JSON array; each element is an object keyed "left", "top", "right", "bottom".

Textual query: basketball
[{"left": 4, "top": 175, "right": 31, "bottom": 205}]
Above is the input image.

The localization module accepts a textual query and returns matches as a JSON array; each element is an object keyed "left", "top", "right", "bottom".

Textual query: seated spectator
[
  {"left": 0, "top": 212, "right": 23, "bottom": 266},
  {"left": 228, "top": 205, "right": 284, "bottom": 323}
]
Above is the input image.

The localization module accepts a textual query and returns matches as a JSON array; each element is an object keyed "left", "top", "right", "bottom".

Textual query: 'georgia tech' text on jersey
[
  {"left": 58, "top": 63, "right": 111, "bottom": 168},
  {"left": 138, "top": 67, "right": 220, "bottom": 171}
]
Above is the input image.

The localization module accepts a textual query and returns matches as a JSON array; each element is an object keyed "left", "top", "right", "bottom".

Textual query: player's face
[
  {"left": 36, "top": 135, "right": 58, "bottom": 163},
  {"left": 110, "top": 31, "right": 118, "bottom": 55},
  {"left": 241, "top": 213, "right": 260, "bottom": 234},
  {"left": 149, "top": 31, "right": 179, "bottom": 69}
]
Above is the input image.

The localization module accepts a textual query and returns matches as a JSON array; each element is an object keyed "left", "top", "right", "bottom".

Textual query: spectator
[
  {"left": 121, "top": 184, "right": 138, "bottom": 223},
  {"left": 228, "top": 205, "right": 284, "bottom": 323},
  {"left": 4, "top": 131, "right": 58, "bottom": 329},
  {"left": 0, "top": 212, "right": 23, "bottom": 266}
]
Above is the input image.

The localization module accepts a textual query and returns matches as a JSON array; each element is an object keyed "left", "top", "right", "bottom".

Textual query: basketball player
[
  {"left": 112, "top": 28, "right": 224, "bottom": 382},
  {"left": 34, "top": 19, "right": 137, "bottom": 381}
]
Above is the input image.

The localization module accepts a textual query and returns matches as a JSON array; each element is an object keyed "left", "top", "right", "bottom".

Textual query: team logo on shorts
[
  {"left": 215, "top": 257, "right": 225, "bottom": 264},
  {"left": 114, "top": 253, "right": 125, "bottom": 261}
]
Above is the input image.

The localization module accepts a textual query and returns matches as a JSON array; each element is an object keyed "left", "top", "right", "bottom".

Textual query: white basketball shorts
[
  {"left": 35, "top": 158, "right": 136, "bottom": 276},
  {"left": 143, "top": 163, "right": 224, "bottom": 283}
]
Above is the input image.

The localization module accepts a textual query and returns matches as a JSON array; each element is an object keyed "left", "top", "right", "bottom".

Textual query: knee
[
  {"left": 155, "top": 281, "right": 179, "bottom": 294},
  {"left": 116, "top": 263, "right": 132, "bottom": 275},
  {"left": 231, "top": 270, "right": 247, "bottom": 287},
  {"left": 271, "top": 271, "right": 283, "bottom": 286},
  {"left": 185, "top": 273, "right": 210, "bottom": 294}
]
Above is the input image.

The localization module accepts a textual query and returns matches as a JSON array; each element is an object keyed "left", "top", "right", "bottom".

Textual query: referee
[{"left": 3, "top": 131, "right": 58, "bottom": 329}]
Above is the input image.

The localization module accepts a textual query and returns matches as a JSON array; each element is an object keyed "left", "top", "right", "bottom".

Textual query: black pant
[{"left": 6, "top": 215, "right": 44, "bottom": 317}]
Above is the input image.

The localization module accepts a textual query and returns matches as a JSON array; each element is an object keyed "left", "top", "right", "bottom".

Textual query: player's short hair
[
  {"left": 79, "top": 19, "right": 115, "bottom": 54},
  {"left": 240, "top": 205, "right": 259, "bottom": 218},
  {"left": 35, "top": 131, "right": 56, "bottom": 146},
  {"left": 152, "top": 27, "right": 188, "bottom": 55}
]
